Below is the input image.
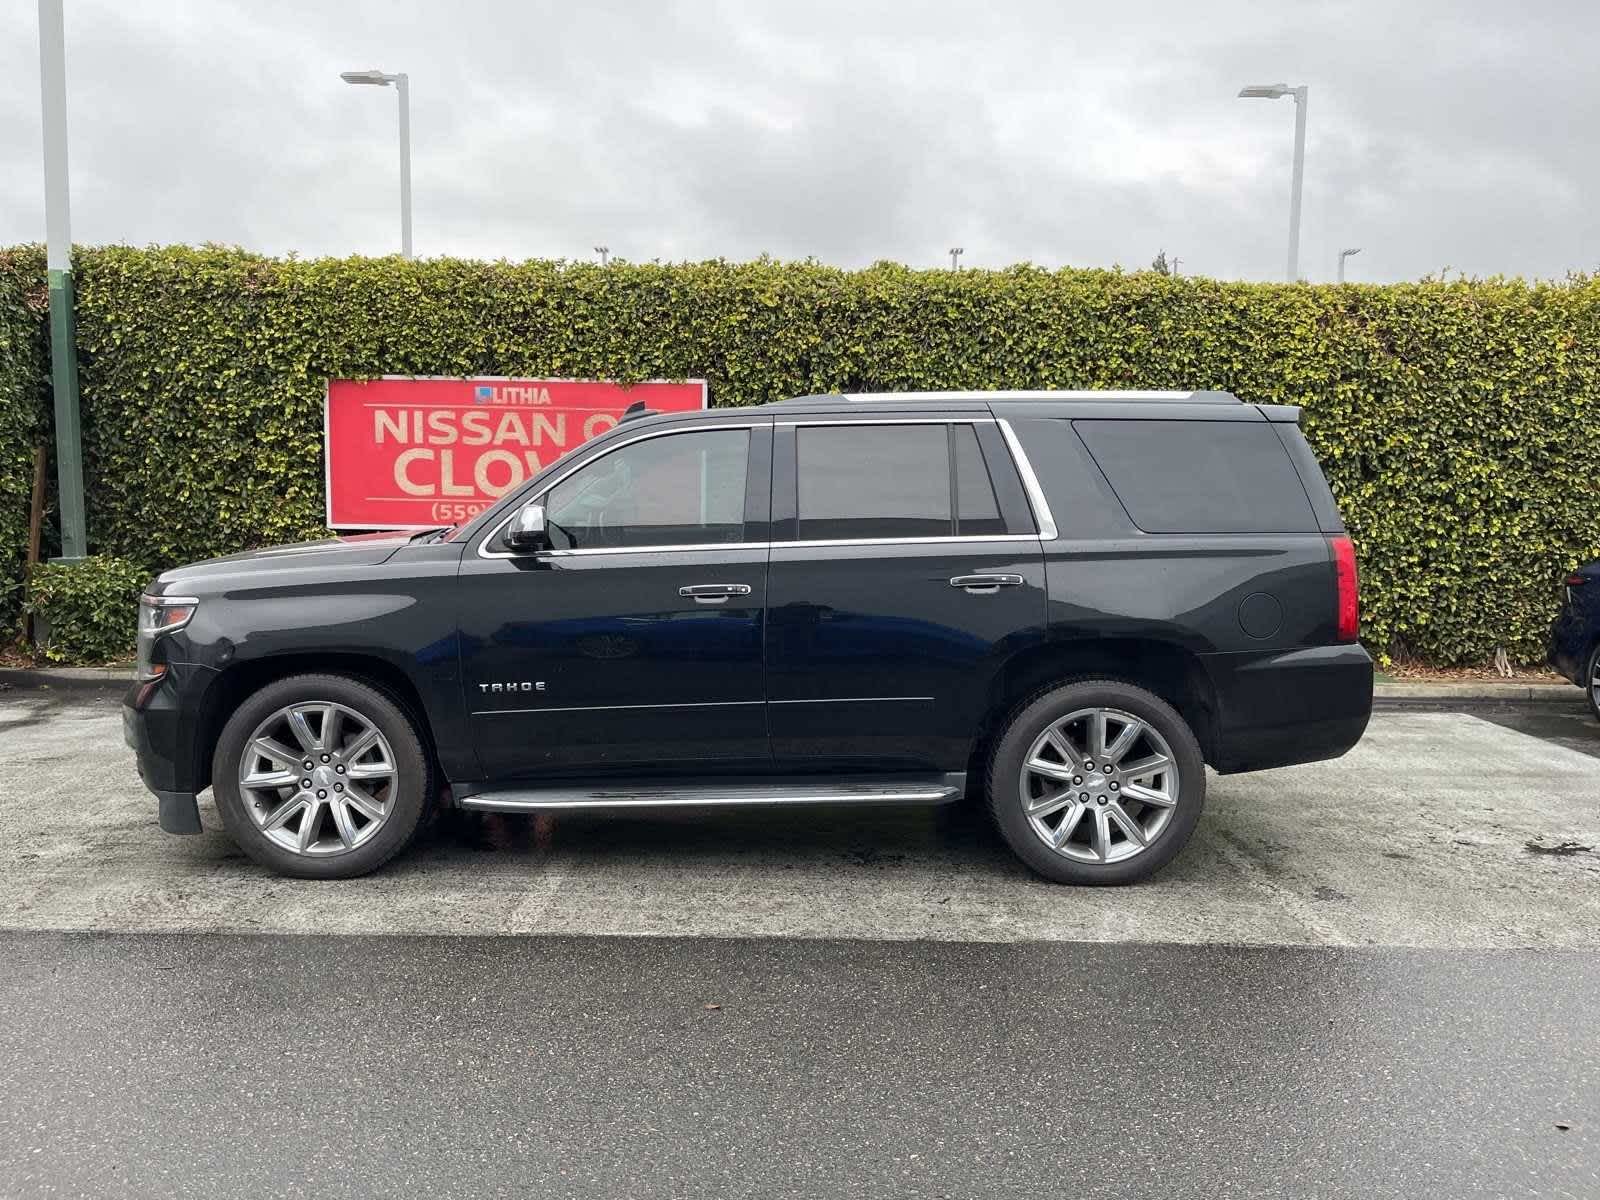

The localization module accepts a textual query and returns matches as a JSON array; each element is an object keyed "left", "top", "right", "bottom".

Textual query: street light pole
[
  {"left": 395, "top": 73, "right": 412, "bottom": 259},
  {"left": 594, "top": 246, "right": 610, "bottom": 266},
  {"left": 949, "top": 247, "right": 964, "bottom": 270},
  {"left": 37, "top": 0, "right": 85, "bottom": 561},
  {"left": 1287, "top": 86, "right": 1307, "bottom": 283},
  {"left": 1239, "top": 82, "right": 1309, "bottom": 283},
  {"left": 341, "top": 69, "right": 412, "bottom": 258},
  {"left": 1337, "top": 247, "right": 1362, "bottom": 283}
]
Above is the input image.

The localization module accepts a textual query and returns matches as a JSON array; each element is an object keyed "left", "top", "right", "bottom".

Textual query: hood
[{"left": 148, "top": 531, "right": 420, "bottom": 595}]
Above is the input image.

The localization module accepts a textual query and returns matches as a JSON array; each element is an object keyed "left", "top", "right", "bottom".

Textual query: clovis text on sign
[{"left": 324, "top": 376, "right": 708, "bottom": 529}]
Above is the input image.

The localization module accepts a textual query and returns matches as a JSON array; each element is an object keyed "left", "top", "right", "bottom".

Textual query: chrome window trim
[
  {"left": 474, "top": 415, "right": 1057, "bottom": 558},
  {"left": 776, "top": 417, "right": 998, "bottom": 427},
  {"left": 776, "top": 534, "right": 1040, "bottom": 549},
  {"left": 475, "top": 422, "right": 761, "bottom": 560},
  {"left": 996, "top": 418, "right": 1058, "bottom": 540}
]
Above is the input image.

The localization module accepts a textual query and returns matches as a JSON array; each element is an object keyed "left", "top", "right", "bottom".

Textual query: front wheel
[
  {"left": 213, "top": 673, "right": 433, "bottom": 879},
  {"left": 986, "top": 679, "right": 1206, "bottom": 885}
]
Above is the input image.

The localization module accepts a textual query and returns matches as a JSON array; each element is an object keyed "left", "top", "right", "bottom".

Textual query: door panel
[
  {"left": 458, "top": 421, "right": 772, "bottom": 781},
  {"left": 765, "top": 542, "right": 1045, "bottom": 769},
  {"left": 460, "top": 548, "right": 769, "bottom": 778},
  {"left": 765, "top": 418, "right": 1047, "bottom": 770}
]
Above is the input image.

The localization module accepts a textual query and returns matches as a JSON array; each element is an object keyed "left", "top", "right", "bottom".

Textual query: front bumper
[
  {"left": 124, "top": 662, "right": 219, "bottom": 835},
  {"left": 1203, "top": 643, "right": 1374, "bottom": 774}
]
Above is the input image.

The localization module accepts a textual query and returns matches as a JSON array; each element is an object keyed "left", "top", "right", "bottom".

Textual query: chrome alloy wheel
[
  {"left": 1018, "top": 707, "right": 1180, "bottom": 864},
  {"left": 237, "top": 701, "right": 399, "bottom": 857}
]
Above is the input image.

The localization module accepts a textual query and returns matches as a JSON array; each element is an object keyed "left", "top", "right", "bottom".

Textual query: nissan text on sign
[{"left": 324, "top": 376, "right": 708, "bottom": 529}]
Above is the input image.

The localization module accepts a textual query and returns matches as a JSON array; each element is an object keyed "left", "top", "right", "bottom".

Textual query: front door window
[{"left": 544, "top": 429, "right": 750, "bottom": 550}]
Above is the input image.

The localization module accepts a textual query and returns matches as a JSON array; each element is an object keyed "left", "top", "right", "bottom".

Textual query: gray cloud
[{"left": 1, "top": 0, "right": 1595, "bottom": 282}]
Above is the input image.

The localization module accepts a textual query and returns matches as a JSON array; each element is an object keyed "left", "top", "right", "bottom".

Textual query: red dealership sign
[{"left": 324, "top": 376, "right": 708, "bottom": 529}]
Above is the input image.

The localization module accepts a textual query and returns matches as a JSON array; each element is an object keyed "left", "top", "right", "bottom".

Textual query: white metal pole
[
  {"left": 38, "top": 0, "right": 87, "bottom": 560},
  {"left": 38, "top": 0, "right": 70, "bottom": 273},
  {"left": 395, "top": 73, "right": 413, "bottom": 259},
  {"left": 1287, "top": 86, "right": 1307, "bottom": 282}
]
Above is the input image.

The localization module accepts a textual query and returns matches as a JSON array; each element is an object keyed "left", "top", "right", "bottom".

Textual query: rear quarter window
[{"left": 1073, "top": 419, "right": 1319, "bottom": 534}]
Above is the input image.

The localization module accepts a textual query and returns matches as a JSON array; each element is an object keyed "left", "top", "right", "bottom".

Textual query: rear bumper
[
  {"left": 1548, "top": 611, "right": 1591, "bottom": 686},
  {"left": 124, "top": 663, "right": 219, "bottom": 834},
  {"left": 1203, "top": 643, "right": 1373, "bottom": 774}
]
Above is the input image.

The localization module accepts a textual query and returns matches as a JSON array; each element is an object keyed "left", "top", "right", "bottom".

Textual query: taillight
[
  {"left": 1566, "top": 575, "right": 1587, "bottom": 588},
  {"left": 1330, "top": 535, "right": 1359, "bottom": 642}
]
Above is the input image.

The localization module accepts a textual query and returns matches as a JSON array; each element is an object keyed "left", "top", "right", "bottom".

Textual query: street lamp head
[
  {"left": 1341, "top": 247, "right": 1363, "bottom": 258},
  {"left": 341, "top": 70, "right": 392, "bottom": 86},
  {"left": 1238, "top": 83, "right": 1291, "bottom": 99}
]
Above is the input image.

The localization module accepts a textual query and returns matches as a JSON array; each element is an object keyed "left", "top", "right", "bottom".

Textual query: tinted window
[
  {"left": 797, "top": 424, "right": 951, "bottom": 540},
  {"left": 1074, "top": 419, "right": 1318, "bottom": 534},
  {"left": 543, "top": 429, "right": 749, "bottom": 549},
  {"left": 954, "top": 424, "right": 1007, "bottom": 536}
]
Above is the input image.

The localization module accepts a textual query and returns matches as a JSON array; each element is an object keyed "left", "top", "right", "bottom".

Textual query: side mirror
[{"left": 505, "top": 501, "right": 550, "bottom": 551}]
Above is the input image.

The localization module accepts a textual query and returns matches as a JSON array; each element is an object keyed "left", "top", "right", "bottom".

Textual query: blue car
[{"left": 1549, "top": 560, "right": 1600, "bottom": 721}]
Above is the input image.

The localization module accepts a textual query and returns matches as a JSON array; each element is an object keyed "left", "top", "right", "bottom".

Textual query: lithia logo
[
  {"left": 479, "top": 681, "right": 546, "bottom": 693},
  {"left": 474, "top": 384, "right": 554, "bottom": 406}
]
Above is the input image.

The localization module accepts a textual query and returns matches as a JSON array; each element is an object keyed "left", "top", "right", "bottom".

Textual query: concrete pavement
[{"left": 1, "top": 695, "right": 1596, "bottom": 947}]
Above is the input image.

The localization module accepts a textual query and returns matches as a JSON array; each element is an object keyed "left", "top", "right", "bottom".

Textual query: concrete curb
[
  {"left": 0, "top": 665, "right": 133, "bottom": 693},
  {"left": 1373, "top": 680, "right": 1588, "bottom": 710}
]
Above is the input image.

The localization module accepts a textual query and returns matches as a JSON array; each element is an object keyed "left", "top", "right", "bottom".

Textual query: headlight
[{"left": 136, "top": 595, "right": 199, "bottom": 682}]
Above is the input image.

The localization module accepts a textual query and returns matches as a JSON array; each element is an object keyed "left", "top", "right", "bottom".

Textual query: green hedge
[
  {"left": 24, "top": 555, "right": 146, "bottom": 664},
  {"left": 0, "top": 247, "right": 50, "bottom": 632},
  {"left": 5, "top": 245, "right": 1600, "bottom": 665}
]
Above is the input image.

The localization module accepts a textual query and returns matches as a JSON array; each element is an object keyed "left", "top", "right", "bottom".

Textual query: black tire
[
  {"left": 985, "top": 678, "right": 1206, "bottom": 885},
  {"left": 1587, "top": 643, "right": 1600, "bottom": 724},
  {"left": 213, "top": 673, "right": 434, "bottom": 880}
]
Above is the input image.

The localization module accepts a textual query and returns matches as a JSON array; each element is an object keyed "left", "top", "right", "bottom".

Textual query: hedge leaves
[{"left": 3, "top": 244, "right": 1598, "bottom": 665}]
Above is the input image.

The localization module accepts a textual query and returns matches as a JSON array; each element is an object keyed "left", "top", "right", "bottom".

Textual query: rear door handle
[
  {"left": 950, "top": 574, "right": 1024, "bottom": 594},
  {"left": 679, "top": 583, "right": 754, "bottom": 604}
]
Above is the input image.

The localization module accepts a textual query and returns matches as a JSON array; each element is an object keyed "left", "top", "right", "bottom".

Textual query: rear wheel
[
  {"left": 1587, "top": 643, "right": 1600, "bottom": 723},
  {"left": 986, "top": 679, "right": 1206, "bottom": 885},
  {"left": 213, "top": 673, "right": 433, "bottom": 879}
]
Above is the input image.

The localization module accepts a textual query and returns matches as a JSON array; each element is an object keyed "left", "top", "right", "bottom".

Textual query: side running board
[{"left": 457, "top": 773, "right": 966, "bottom": 813}]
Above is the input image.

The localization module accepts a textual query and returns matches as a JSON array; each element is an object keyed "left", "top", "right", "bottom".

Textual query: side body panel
[
  {"left": 1000, "top": 408, "right": 1372, "bottom": 772},
  {"left": 138, "top": 539, "right": 473, "bottom": 792}
]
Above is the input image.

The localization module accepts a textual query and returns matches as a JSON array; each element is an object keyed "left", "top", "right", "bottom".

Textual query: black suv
[{"left": 127, "top": 390, "right": 1372, "bottom": 885}]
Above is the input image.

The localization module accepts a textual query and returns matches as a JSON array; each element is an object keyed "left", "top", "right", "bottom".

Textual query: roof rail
[{"left": 770, "top": 389, "right": 1240, "bottom": 405}]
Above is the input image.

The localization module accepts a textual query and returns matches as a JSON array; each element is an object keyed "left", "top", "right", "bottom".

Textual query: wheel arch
[
  {"left": 968, "top": 637, "right": 1218, "bottom": 786},
  {"left": 192, "top": 653, "right": 438, "bottom": 794}
]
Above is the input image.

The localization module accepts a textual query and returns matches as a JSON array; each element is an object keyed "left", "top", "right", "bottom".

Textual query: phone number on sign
[{"left": 430, "top": 502, "right": 489, "bottom": 523}]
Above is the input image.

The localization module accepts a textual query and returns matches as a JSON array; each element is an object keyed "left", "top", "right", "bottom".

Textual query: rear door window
[
  {"left": 953, "top": 423, "right": 1008, "bottom": 536},
  {"left": 1073, "top": 419, "right": 1318, "bottom": 534},
  {"left": 796, "top": 424, "right": 952, "bottom": 540}
]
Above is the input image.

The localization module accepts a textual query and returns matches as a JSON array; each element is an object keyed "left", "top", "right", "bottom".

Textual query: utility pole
[
  {"left": 37, "top": 0, "right": 85, "bottom": 561},
  {"left": 949, "top": 247, "right": 964, "bottom": 270}
]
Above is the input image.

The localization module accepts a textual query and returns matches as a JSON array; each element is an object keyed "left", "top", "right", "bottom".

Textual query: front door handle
[
  {"left": 950, "top": 574, "right": 1024, "bottom": 594},
  {"left": 679, "top": 583, "right": 754, "bottom": 604}
]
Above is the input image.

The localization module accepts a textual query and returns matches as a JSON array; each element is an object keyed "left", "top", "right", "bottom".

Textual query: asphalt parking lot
[{"left": 1, "top": 693, "right": 1597, "bottom": 1198}]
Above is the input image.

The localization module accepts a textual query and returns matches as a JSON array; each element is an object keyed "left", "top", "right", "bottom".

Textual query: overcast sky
[{"left": 1, "top": 0, "right": 1594, "bottom": 283}]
